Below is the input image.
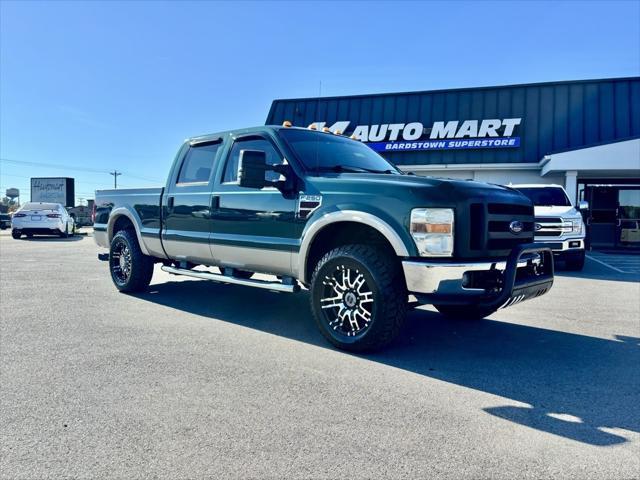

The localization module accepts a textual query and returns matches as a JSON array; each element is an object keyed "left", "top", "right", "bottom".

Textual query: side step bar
[{"left": 160, "top": 265, "right": 299, "bottom": 293}]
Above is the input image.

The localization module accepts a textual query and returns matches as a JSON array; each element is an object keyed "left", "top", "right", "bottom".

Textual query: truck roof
[{"left": 187, "top": 125, "right": 308, "bottom": 145}]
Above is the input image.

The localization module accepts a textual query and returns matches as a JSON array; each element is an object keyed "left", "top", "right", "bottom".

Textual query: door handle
[
  {"left": 211, "top": 195, "right": 220, "bottom": 210},
  {"left": 167, "top": 196, "right": 174, "bottom": 209}
]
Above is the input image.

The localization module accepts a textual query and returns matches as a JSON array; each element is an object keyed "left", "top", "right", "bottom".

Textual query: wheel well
[
  {"left": 111, "top": 215, "right": 135, "bottom": 240},
  {"left": 305, "top": 222, "right": 399, "bottom": 282}
]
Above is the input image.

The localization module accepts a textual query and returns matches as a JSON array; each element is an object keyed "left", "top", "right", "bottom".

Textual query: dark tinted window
[
  {"left": 279, "top": 129, "right": 400, "bottom": 174},
  {"left": 515, "top": 187, "right": 572, "bottom": 207},
  {"left": 223, "top": 138, "right": 283, "bottom": 183},
  {"left": 177, "top": 143, "right": 221, "bottom": 184}
]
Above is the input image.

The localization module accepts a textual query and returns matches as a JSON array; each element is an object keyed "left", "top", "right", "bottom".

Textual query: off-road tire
[
  {"left": 11, "top": 230, "right": 21, "bottom": 239},
  {"left": 109, "top": 229, "right": 154, "bottom": 292},
  {"left": 434, "top": 304, "right": 497, "bottom": 320},
  {"left": 564, "top": 250, "right": 585, "bottom": 271},
  {"left": 310, "top": 244, "right": 407, "bottom": 352}
]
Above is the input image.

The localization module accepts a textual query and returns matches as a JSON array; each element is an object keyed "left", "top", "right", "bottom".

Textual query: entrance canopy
[{"left": 541, "top": 138, "right": 640, "bottom": 178}]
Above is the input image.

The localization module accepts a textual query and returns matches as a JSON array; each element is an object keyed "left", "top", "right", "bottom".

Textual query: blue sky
[{"left": 1, "top": 0, "right": 639, "bottom": 204}]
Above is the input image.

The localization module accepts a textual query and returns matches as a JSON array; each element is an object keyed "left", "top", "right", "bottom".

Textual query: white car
[
  {"left": 511, "top": 184, "right": 587, "bottom": 270},
  {"left": 11, "top": 202, "right": 75, "bottom": 239}
]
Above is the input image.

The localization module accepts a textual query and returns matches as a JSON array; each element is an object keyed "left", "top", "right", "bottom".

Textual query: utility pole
[{"left": 110, "top": 170, "right": 122, "bottom": 189}]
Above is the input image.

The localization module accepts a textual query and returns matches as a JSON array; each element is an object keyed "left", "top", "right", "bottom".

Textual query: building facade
[{"left": 267, "top": 77, "right": 640, "bottom": 249}]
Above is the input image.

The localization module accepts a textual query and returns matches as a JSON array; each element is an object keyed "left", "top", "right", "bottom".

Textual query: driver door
[{"left": 209, "top": 134, "right": 297, "bottom": 275}]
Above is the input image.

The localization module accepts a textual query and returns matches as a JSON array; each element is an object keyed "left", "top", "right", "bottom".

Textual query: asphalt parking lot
[{"left": 1, "top": 230, "right": 639, "bottom": 479}]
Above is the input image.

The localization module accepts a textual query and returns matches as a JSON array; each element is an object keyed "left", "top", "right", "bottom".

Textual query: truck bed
[{"left": 93, "top": 187, "right": 164, "bottom": 252}]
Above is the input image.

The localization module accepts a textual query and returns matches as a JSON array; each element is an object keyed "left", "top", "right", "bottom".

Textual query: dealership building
[{"left": 268, "top": 77, "right": 640, "bottom": 249}]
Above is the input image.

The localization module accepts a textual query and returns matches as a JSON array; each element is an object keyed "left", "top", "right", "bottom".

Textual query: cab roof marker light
[
  {"left": 308, "top": 124, "right": 317, "bottom": 130},
  {"left": 333, "top": 130, "right": 342, "bottom": 135},
  {"left": 322, "top": 127, "right": 331, "bottom": 133},
  {"left": 282, "top": 120, "right": 292, "bottom": 128}
]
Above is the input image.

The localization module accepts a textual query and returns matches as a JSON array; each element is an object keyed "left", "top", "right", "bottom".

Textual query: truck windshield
[
  {"left": 278, "top": 129, "right": 401, "bottom": 174},
  {"left": 515, "top": 187, "right": 572, "bottom": 207}
]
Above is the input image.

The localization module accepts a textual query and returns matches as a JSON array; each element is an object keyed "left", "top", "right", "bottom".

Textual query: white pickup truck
[{"left": 511, "top": 184, "right": 587, "bottom": 270}]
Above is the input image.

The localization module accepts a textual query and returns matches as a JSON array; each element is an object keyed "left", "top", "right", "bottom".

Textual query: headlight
[
  {"left": 410, "top": 208, "right": 454, "bottom": 257},
  {"left": 571, "top": 219, "right": 584, "bottom": 235}
]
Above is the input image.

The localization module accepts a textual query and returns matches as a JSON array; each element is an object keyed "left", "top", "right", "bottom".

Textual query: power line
[
  {"left": 0, "top": 157, "right": 163, "bottom": 184},
  {"left": 0, "top": 172, "right": 135, "bottom": 189}
]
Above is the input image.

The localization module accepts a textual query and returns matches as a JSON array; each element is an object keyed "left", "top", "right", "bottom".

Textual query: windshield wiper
[{"left": 311, "top": 165, "right": 396, "bottom": 174}]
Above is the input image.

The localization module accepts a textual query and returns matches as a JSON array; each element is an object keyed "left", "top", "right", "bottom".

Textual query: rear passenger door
[{"left": 162, "top": 140, "right": 222, "bottom": 264}]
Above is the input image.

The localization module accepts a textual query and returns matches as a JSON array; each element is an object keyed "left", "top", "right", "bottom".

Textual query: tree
[{"left": 0, "top": 197, "right": 20, "bottom": 213}]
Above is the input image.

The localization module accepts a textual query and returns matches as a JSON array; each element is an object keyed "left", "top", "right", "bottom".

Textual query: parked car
[
  {"left": 11, "top": 202, "right": 75, "bottom": 239},
  {"left": 0, "top": 213, "right": 10, "bottom": 230},
  {"left": 94, "top": 124, "right": 554, "bottom": 351},
  {"left": 511, "top": 184, "right": 587, "bottom": 270}
]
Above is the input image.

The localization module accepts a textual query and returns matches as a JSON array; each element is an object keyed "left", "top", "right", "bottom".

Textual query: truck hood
[
  {"left": 305, "top": 173, "right": 528, "bottom": 205},
  {"left": 534, "top": 205, "right": 580, "bottom": 218}
]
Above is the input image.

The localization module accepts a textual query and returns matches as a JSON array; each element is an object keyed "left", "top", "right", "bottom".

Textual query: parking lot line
[{"left": 585, "top": 254, "right": 626, "bottom": 273}]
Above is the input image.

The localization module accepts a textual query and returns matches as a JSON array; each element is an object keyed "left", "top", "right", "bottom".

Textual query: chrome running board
[{"left": 160, "top": 265, "right": 299, "bottom": 293}]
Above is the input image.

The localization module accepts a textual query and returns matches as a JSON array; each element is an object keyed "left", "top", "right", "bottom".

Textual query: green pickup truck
[{"left": 94, "top": 125, "right": 554, "bottom": 351}]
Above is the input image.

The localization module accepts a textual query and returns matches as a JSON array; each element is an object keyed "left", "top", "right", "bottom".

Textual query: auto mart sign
[{"left": 311, "top": 118, "right": 522, "bottom": 151}]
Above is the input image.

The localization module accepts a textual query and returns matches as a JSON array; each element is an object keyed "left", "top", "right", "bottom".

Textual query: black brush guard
[{"left": 477, "top": 243, "right": 554, "bottom": 310}]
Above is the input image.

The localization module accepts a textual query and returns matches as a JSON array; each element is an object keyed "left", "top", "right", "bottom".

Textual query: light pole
[{"left": 110, "top": 170, "right": 122, "bottom": 189}]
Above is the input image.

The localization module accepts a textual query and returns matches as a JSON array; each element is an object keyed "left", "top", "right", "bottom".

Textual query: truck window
[
  {"left": 515, "top": 187, "right": 572, "bottom": 207},
  {"left": 177, "top": 142, "right": 221, "bottom": 184},
  {"left": 222, "top": 138, "right": 283, "bottom": 184}
]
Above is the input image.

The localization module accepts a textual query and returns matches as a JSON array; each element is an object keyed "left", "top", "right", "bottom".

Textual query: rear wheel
[
  {"left": 310, "top": 244, "right": 407, "bottom": 352},
  {"left": 109, "top": 229, "right": 154, "bottom": 292},
  {"left": 11, "top": 230, "right": 21, "bottom": 239},
  {"left": 59, "top": 224, "right": 69, "bottom": 238},
  {"left": 434, "top": 304, "right": 497, "bottom": 320}
]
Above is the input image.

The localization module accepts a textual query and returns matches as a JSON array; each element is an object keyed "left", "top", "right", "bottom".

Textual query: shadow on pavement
[
  {"left": 18, "top": 235, "right": 84, "bottom": 242},
  {"left": 554, "top": 257, "right": 640, "bottom": 283},
  {"left": 135, "top": 279, "right": 639, "bottom": 447}
]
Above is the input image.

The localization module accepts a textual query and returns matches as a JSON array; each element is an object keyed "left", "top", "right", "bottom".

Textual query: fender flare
[
  {"left": 297, "top": 210, "right": 411, "bottom": 283},
  {"left": 107, "top": 207, "right": 151, "bottom": 256}
]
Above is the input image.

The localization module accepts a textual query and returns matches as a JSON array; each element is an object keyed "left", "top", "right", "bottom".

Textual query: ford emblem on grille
[{"left": 509, "top": 220, "right": 524, "bottom": 234}]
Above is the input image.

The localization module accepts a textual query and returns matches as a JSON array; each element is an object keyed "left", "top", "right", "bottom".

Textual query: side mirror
[
  {"left": 578, "top": 200, "right": 589, "bottom": 210},
  {"left": 237, "top": 150, "right": 290, "bottom": 190},
  {"left": 238, "top": 150, "right": 269, "bottom": 189}
]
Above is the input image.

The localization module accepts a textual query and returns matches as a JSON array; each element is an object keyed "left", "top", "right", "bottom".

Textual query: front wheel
[
  {"left": 434, "top": 304, "right": 497, "bottom": 320},
  {"left": 564, "top": 250, "right": 585, "bottom": 271},
  {"left": 109, "top": 229, "right": 154, "bottom": 292},
  {"left": 11, "top": 230, "right": 21, "bottom": 239},
  {"left": 310, "top": 244, "right": 407, "bottom": 352}
]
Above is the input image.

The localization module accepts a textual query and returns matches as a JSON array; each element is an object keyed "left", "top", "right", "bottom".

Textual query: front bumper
[
  {"left": 533, "top": 237, "right": 584, "bottom": 252},
  {"left": 12, "top": 219, "right": 64, "bottom": 233},
  {"left": 403, "top": 243, "right": 554, "bottom": 310}
]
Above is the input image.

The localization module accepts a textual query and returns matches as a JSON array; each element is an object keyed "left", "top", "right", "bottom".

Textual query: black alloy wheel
[{"left": 318, "top": 264, "right": 375, "bottom": 338}]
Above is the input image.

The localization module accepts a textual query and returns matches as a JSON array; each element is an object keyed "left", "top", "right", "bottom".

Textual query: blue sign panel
[{"left": 368, "top": 137, "right": 521, "bottom": 152}]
